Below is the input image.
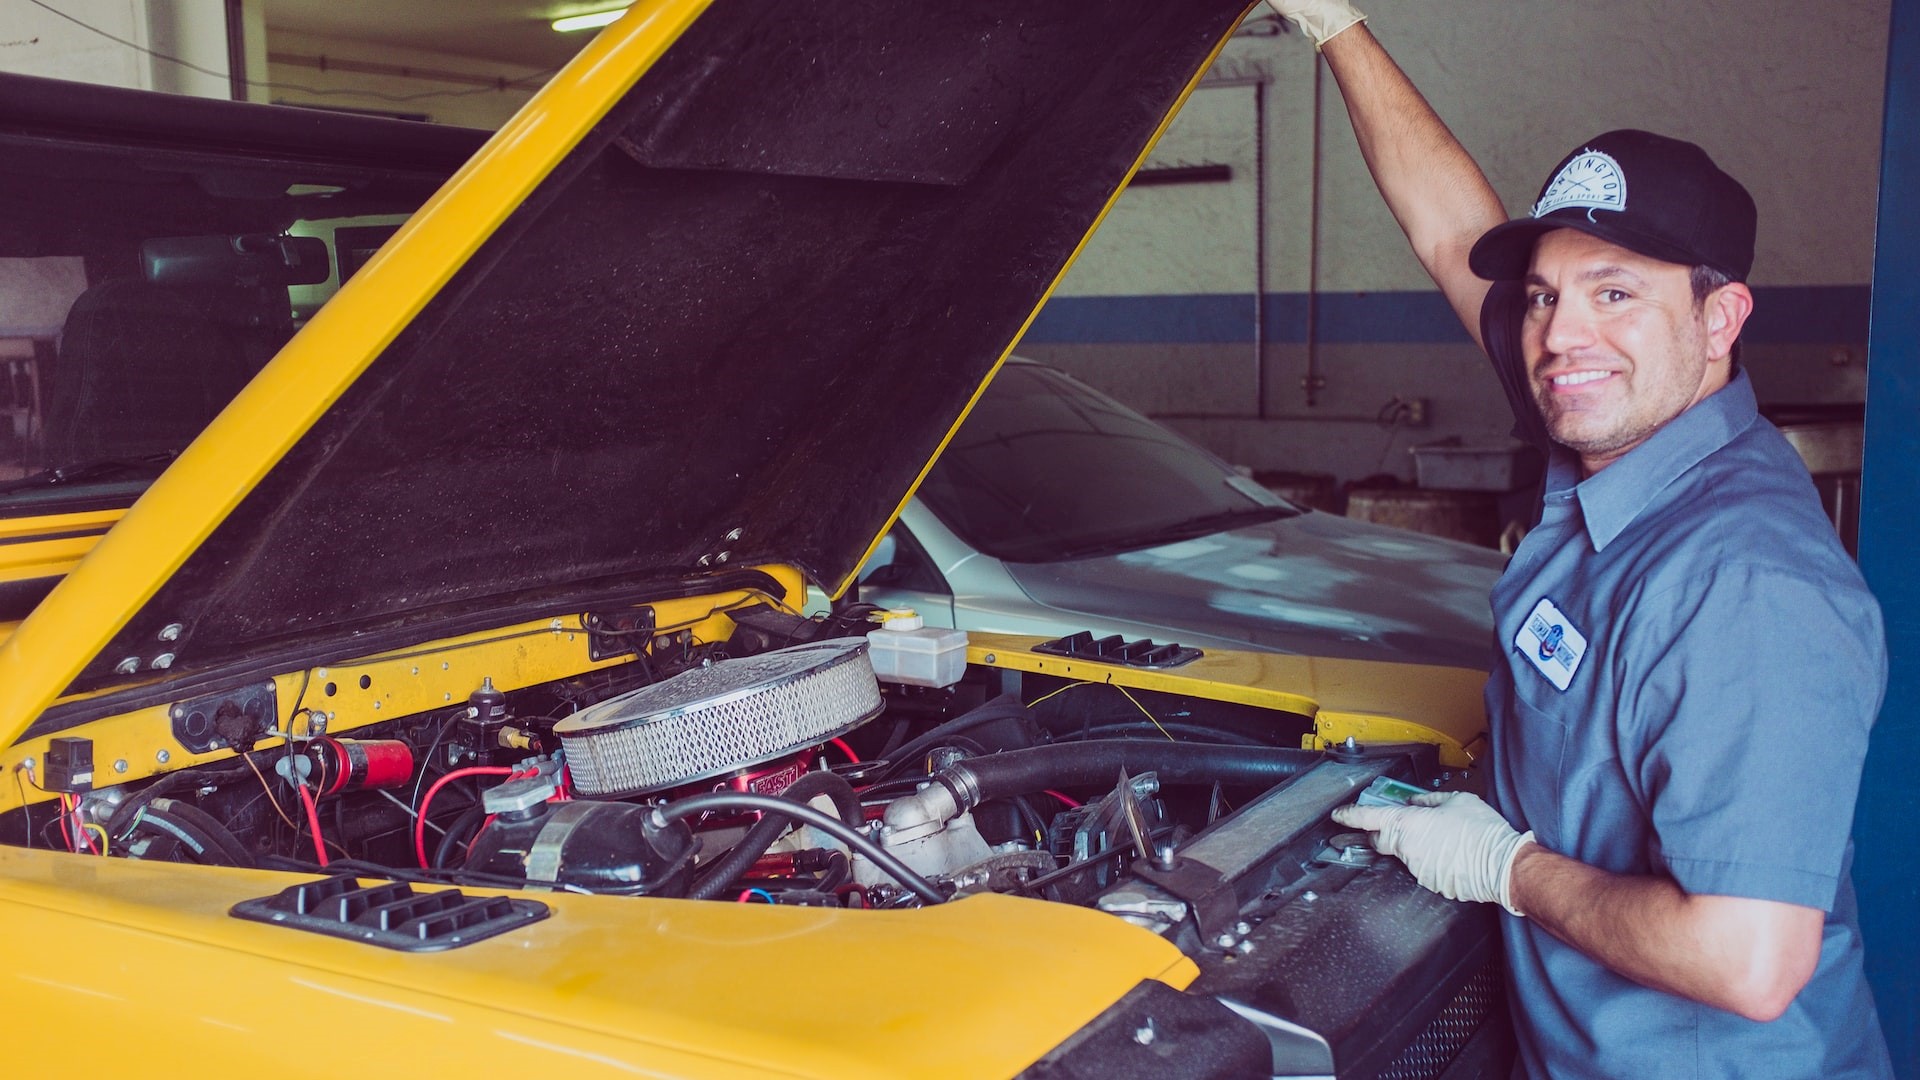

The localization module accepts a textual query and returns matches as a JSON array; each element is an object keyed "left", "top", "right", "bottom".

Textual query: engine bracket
[
  {"left": 1135, "top": 853, "right": 1240, "bottom": 945},
  {"left": 168, "top": 681, "right": 277, "bottom": 754},
  {"left": 584, "top": 606, "right": 657, "bottom": 661}
]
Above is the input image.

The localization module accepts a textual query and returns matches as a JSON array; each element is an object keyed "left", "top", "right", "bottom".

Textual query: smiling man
[{"left": 1262, "top": 2, "right": 1894, "bottom": 1078}]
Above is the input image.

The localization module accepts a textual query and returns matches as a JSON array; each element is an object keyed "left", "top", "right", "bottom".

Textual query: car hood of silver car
[{"left": 995, "top": 509, "right": 1503, "bottom": 670}]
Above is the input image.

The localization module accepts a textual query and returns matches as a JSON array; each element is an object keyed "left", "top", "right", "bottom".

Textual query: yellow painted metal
[
  {"left": 1308, "top": 712, "right": 1483, "bottom": 769},
  {"left": 0, "top": 0, "right": 717, "bottom": 750},
  {"left": 967, "top": 632, "right": 1488, "bottom": 768},
  {"left": 829, "top": 15, "right": 1250, "bottom": 603},
  {"left": 0, "top": 508, "right": 123, "bottom": 539},
  {"left": 1, "top": 566, "right": 805, "bottom": 812},
  {"left": 0, "top": 509, "right": 119, "bottom": 586},
  {"left": 0, "top": 846, "right": 1195, "bottom": 1078}
]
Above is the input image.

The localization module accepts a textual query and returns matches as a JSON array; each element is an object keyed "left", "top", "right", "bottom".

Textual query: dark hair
[
  {"left": 1690, "top": 264, "right": 1734, "bottom": 305},
  {"left": 1690, "top": 265, "right": 1741, "bottom": 365}
]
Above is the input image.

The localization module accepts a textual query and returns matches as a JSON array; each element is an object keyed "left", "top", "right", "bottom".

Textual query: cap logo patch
[{"left": 1531, "top": 150, "right": 1627, "bottom": 222}]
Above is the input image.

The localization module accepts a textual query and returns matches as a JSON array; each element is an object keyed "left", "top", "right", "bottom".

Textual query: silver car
[{"left": 848, "top": 359, "right": 1505, "bottom": 670}]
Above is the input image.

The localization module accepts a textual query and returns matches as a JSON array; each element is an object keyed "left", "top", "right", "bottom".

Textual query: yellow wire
[
  {"left": 81, "top": 823, "right": 109, "bottom": 856},
  {"left": 1024, "top": 679, "right": 1176, "bottom": 741},
  {"left": 1110, "top": 681, "right": 1176, "bottom": 742},
  {"left": 1026, "top": 680, "right": 1093, "bottom": 708}
]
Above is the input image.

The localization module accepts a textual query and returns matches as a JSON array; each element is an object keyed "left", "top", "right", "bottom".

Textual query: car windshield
[
  {"left": 0, "top": 131, "right": 444, "bottom": 516},
  {"left": 917, "top": 363, "right": 1297, "bottom": 563}
]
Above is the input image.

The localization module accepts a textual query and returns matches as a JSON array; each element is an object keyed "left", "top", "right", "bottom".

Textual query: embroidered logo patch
[
  {"left": 1514, "top": 596, "right": 1587, "bottom": 691},
  {"left": 1532, "top": 150, "right": 1627, "bottom": 221}
]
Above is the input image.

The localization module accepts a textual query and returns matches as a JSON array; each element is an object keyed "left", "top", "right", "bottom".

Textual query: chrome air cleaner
[{"left": 555, "top": 638, "right": 883, "bottom": 797}]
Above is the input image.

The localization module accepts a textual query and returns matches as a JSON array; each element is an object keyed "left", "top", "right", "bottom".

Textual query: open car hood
[{"left": 0, "top": 0, "right": 1252, "bottom": 729}]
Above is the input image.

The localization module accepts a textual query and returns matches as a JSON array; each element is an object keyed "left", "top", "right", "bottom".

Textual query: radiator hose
[{"left": 883, "top": 740, "right": 1322, "bottom": 834}]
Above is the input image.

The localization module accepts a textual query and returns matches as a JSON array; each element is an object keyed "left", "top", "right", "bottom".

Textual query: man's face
[{"left": 1522, "top": 229, "right": 1731, "bottom": 473}]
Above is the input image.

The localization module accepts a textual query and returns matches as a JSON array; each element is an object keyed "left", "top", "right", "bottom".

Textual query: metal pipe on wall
[
  {"left": 1254, "top": 77, "right": 1269, "bottom": 418},
  {"left": 1303, "top": 53, "right": 1326, "bottom": 407}
]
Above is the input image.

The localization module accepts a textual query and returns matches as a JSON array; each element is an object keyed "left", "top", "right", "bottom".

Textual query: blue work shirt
[{"left": 1485, "top": 369, "right": 1892, "bottom": 1079}]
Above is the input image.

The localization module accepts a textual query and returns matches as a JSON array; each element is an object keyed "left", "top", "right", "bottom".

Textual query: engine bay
[{"left": 1, "top": 598, "right": 1507, "bottom": 1077}]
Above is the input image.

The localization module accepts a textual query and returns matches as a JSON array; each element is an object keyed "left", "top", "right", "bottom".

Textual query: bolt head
[
  {"left": 114, "top": 657, "right": 140, "bottom": 675},
  {"left": 158, "top": 623, "right": 184, "bottom": 642},
  {"left": 156, "top": 750, "right": 170, "bottom": 764},
  {"left": 1132, "top": 1022, "right": 1156, "bottom": 1046},
  {"left": 1214, "top": 933, "right": 1237, "bottom": 949},
  {"left": 1235, "top": 939, "right": 1256, "bottom": 956},
  {"left": 1302, "top": 890, "right": 1319, "bottom": 903},
  {"left": 1234, "top": 920, "right": 1252, "bottom": 936},
  {"left": 725, "top": 527, "right": 743, "bottom": 542},
  {"left": 151, "top": 653, "right": 175, "bottom": 670},
  {"left": 113, "top": 759, "right": 128, "bottom": 774}
]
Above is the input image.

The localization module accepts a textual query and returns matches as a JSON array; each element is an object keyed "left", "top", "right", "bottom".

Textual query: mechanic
[{"left": 1260, "top": 2, "right": 1894, "bottom": 1077}]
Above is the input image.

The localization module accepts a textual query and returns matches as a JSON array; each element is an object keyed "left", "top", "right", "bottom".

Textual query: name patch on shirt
[{"left": 1515, "top": 596, "right": 1587, "bottom": 691}]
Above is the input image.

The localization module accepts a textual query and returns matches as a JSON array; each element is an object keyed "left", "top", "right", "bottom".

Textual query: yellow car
[{"left": 0, "top": 3, "right": 1505, "bottom": 1076}]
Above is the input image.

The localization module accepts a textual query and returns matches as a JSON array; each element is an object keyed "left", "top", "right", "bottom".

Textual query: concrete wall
[
  {"left": 261, "top": 29, "right": 541, "bottom": 128},
  {"left": 1024, "top": 1, "right": 1892, "bottom": 484},
  {"left": 0, "top": 0, "right": 229, "bottom": 96}
]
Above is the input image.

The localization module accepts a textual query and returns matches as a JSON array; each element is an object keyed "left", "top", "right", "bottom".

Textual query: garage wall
[
  {"left": 260, "top": 29, "right": 542, "bottom": 128},
  {"left": 0, "top": 0, "right": 230, "bottom": 97},
  {"left": 1023, "top": 1, "right": 1891, "bottom": 484}
]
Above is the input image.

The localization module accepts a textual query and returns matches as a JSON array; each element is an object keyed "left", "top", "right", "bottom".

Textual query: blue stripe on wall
[{"left": 1023, "top": 286, "right": 1872, "bottom": 346}]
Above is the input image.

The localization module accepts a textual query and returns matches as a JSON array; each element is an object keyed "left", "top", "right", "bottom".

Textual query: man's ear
[{"left": 1703, "top": 282, "right": 1755, "bottom": 363}]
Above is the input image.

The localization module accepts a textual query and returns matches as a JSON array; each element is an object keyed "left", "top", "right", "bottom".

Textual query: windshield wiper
[
  {"left": 1043, "top": 504, "right": 1297, "bottom": 562},
  {"left": 0, "top": 451, "right": 178, "bottom": 496}
]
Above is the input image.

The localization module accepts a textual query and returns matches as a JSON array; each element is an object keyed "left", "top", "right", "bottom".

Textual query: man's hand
[
  {"left": 1333, "top": 791, "right": 1535, "bottom": 914},
  {"left": 1265, "top": 0, "right": 1367, "bottom": 49}
]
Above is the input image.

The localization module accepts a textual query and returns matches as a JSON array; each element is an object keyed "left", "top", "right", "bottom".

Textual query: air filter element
[{"left": 555, "top": 638, "right": 883, "bottom": 797}]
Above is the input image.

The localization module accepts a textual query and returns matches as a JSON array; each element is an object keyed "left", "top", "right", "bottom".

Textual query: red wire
[
  {"left": 829, "top": 737, "right": 861, "bottom": 764},
  {"left": 296, "top": 783, "right": 328, "bottom": 867},
  {"left": 1043, "top": 789, "right": 1082, "bottom": 809},
  {"left": 57, "top": 794, "right": 75, "bottom": 853},
  {"left": 415, "top": 766, "right": 513, "bottom": 869}
]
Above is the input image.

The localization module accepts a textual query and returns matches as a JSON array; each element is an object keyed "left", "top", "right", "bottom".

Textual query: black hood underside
[{"left": 76, "top": 0, "right": 1250, "bottom": 691}]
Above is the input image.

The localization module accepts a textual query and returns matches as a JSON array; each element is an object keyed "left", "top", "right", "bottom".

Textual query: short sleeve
[{"left": 1624, "top": 566, "right": 1886, "bottom": 911}]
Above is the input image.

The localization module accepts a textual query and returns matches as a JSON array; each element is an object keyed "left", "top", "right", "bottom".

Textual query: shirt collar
[{"left": 1561, "top": 369, "right": 1759, "bottom": 552}]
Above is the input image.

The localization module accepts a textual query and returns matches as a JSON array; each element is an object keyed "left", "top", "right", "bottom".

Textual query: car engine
[{"left": 3, "top": 603, "right": 1507, "bottom": 1079}]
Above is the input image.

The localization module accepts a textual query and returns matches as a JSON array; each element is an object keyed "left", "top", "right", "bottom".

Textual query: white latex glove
[
  {"left": 1332, "top": 791, "right": 1535, "bottom": 915},
  {"left": 1264, "top": 0, "right": 1368, "bottom": 49}
]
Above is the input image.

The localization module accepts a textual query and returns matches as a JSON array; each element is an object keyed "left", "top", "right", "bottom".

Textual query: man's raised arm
[{"left": 1269, "top": 2, "right": 1507, "bottom": 347}]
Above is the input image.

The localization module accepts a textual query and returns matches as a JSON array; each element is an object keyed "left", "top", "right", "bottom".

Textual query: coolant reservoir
[{"left": 865, "top": 610, "right": 968, "bottom": 688}]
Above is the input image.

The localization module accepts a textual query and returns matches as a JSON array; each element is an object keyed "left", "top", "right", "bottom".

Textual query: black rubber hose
[
  {"left": 125, "top": 800, "right": 251, "bottom": 867},
  {"left": 1060, "top": 721, "right": 1269, "bottom": 747},
  {"left": 937, "top": 740, "right": 1323, "bottom": 811},
  {"left": 105, "top": 761, "right": 250, "bottom": 840},
  {"left": 432, "top": 804, "right": 488, "bottom": 869},
  {"left": 874, "top": 696, "right": 1035, "bottom": 779},
  {"left": 145, "top": 798, "right": 255, "bottom": 867},
  {"left": 657, "top": 792, "right": 947, "bottom": 905},
  {"left": 686, "top": 770, "right": 863, "bottom": 901}
]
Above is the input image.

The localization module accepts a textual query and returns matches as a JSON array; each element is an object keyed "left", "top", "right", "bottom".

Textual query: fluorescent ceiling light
[{"left": 552, "top": 7, "right": 628, "bottom": 33}]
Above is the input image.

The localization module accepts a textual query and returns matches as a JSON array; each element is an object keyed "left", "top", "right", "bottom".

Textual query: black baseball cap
[{"left": 1469, "top": 129, "right": 1757, "bottom": 282}]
